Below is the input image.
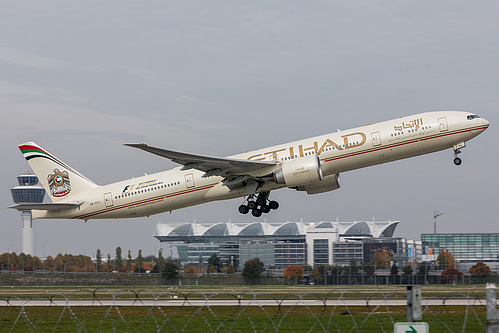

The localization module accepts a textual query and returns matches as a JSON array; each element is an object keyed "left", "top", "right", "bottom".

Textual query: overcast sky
[{"left": 1, "top": 1, "right": 498, "bottom": 258}]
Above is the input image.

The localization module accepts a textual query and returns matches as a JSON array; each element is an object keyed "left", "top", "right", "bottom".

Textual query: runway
[{"left": 0, "top": 298, "right": 484, "bottom": 307}]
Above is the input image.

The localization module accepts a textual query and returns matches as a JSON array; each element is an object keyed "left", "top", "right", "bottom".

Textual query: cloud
[
  {"left": 0, "top": 80, "right": 84, "bottom": 105},
  {"left": 0, "top": 48, "right": 63, "bottom": 68}
]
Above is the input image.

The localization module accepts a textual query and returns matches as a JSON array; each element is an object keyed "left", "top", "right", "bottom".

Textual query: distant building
[
  {"left": 154, "top": 219, "right": 415, "bottom": 268},
  {"left": 177, "top": 243, "right": 219, "bottom": 266},
  {"left": 421, "top": 233, "right": 499, "bottom": 272}
]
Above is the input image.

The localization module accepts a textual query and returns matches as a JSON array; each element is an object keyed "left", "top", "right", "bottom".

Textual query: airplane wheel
[
  {"left": 256, "top": 197, "right": 266, "bottom": 206},
  {"left": 239, "top": 205, "right": 249, "bottom": 214},
  {"left": 454, "top": 157, "right": 462, "bottom": 166},
  {"left": 252, "top": 209, "right": 262, "bottom": 217},
  {"left": 269, "top": 200, "right": 279, "bottom": 210},
  {"left": 261, "top": 205, "right": 270, "bottom": 214},
  {"left": 248, "top": 201, "right": 257, "bottom": 209}
]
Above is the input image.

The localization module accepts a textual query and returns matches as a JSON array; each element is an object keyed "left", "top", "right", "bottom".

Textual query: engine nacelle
[
  {"left": 274, "top": 155, "right": 323, "bottom": 187},
  {"left": 295, "top": 173, "right": 341, "bottom": 194}
]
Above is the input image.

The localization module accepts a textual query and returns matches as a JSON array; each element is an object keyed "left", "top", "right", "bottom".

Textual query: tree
[
  {"left": 402, "top": 264, "right": 413, "bottom": 275},
  {"left": 361, "top": 262, "right": 375, "bottom": 276},
  {"left": 390, "top": 264, "right": 399, "bottom": 275},
  {"left": 106, "top": 253, "right": 113, "bottom": 273},
  {"left": 162, "top": 260, "right": 179, "bottom": 279},
  {"left": 372, "top": 250, "right": 392, "bottom": 269},
  {"left": 43, "top": 256, "right": 55, "bottom": 272},
  {"left": 96, "top": 249, "right": 102, "bottom": 272},
  {"left": 242, "top": 259, "right": 262, "bottom": 280},
  {"left": 115, "top": 247, "right": 123, "bottom": 273},
  {"left": 284, "top": 265, "right": 304, "bottom": 283},
  {"left": 33, "top": 256, "right": 43, "bottom": 270},
  {"left": 135, "top": 249, "right": 144, "bottom": 273},
  {"left": 254, "top": 258, "right": 265, "bottom": 272},
  {"left": 441, "top": 266, "right": 461, "bottom": 283},
  {"left": 157, "top": 249, "right": 164, "bottom": 274},
  {"left": 469, "top": 262, "right": 491, "bottom": 278},
  {"left": 417, "top": 262, "right": 430, "bottom": 276},
  {"left": 349, "top": 259, "right": 360, "bottom": 275},
  {"left": 309, "top": 270, "right": 323, "bottom": 284},
  {"left": 55, "top": 253, "right": 64, "bottom": 271},
  {"left": 127, "top": 250, "right": 133, "bottom": 273},
  {"left": 207, "top": 253, "right": 222, "bottom": 272},
  {"left": 107, "top": 253, "right": 112, "bottom": 272},
  {"left": 436, "top": 250, "right": 455, "bottom": 269},
  {"left": 184, "top": 265, "right": 196, "bottom": 274},
  {"left": 401, "top": 264, "right": 414, "bottom": 284},
  {"left": 226, "top": 263, "right": 236, "bottom": 274}
]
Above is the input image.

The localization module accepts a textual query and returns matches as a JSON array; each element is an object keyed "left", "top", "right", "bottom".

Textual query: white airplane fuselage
[{"left": 24, "top": 111, "right": 488, "bottom": 220}]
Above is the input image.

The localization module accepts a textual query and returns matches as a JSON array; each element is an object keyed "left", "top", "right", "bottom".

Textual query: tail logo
[{"left": 48, "top": 169, "right": 71, "bottom": 197}]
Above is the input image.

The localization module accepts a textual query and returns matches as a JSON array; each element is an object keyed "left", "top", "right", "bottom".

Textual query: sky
[{"left": 1, "top": 1, "right": 498, "bottom": 259}]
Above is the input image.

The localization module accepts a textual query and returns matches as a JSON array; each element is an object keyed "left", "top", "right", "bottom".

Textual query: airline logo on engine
[
  {"left": 293, "top": 166, "right": 310, "bottom": 176},
  {"left": 247, "top": 132, "right": 367, "bottom": 161}
]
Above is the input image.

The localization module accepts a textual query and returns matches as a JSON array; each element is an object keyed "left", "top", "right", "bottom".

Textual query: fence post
[
  {"left": 487, "top": 283, "right": 499, "bottom": 333},
  {"left": 407, "top": 286, "right": 414, "bottom": 322}
]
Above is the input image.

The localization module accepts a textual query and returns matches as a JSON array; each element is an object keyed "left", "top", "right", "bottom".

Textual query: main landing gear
[{"left": 238, "top": 192, "right": 279, "bottom": 217}]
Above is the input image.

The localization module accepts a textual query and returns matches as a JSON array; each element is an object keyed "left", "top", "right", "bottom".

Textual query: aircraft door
[
  {"left": 185, "top": 173, "right": 195, "bottom": 189},
  {"left": 371, "top": 131, "right": 382, "bottom": 147},
  {"left": 438, "top": 117, "right": 448, "bottom": 132},
  {"left": 104, "top": 192, "right": 114, "bottom": 207}
]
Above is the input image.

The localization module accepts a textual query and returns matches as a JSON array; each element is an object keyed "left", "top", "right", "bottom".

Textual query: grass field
[
  {"left": 0, "top": 305, "right": 486, "bottom": 332},
  {"left": 0, "top": 285, "right": 489, "bottom": 332}
]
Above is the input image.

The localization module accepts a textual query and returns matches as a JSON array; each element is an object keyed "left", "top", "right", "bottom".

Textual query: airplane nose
[{"left": 482, "top": 118, "right": 490, "bottom": 128}]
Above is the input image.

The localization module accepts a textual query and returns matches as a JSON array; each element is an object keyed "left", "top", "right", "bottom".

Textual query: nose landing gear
[
  {"left": 453, "top": 142, "right": 466, "bottom": 166},
  {"left": 238, "top": 192, "right": 279, "bottom": 217},
  {"left": 452, "top": 142, "right": 466, "bottom": 165}
]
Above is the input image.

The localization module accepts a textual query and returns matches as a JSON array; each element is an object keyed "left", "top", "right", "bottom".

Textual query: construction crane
[{"left": 434, "top": 210, "right": 445, "bottom": 234}]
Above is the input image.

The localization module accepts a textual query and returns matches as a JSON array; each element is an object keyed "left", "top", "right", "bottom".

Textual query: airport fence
[{"left": 0, "top": 286, "right": 495, "bottom": 332}]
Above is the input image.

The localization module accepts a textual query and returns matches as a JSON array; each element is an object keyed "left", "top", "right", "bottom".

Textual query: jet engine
[
  {"left": 295, "top": 173, "right": 341, "bottom": 194},
  {"left": 273, "top": 155, "right": 323, "bottom": 187}
]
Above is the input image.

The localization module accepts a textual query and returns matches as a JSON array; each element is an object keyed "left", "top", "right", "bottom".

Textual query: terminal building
[{"left": 154, "top": 220, "right": 422, "bottom": 268}]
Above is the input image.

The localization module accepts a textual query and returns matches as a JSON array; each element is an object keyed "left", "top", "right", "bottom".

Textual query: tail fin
[{"left": 18, "top": 142, "right": 98, "bottom": 202}]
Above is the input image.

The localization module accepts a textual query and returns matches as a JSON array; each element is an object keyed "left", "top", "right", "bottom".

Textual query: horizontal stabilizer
[{"left": 9, "top": 202, "right": 83, "bottom": 211}]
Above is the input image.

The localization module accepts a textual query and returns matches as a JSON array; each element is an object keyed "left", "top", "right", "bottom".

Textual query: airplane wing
[
  {"left": 9, "top": 202, "right": 83, "bottom": 211},
  {"left": 125, "top": 143, "right": 277, "bottom": 179}
]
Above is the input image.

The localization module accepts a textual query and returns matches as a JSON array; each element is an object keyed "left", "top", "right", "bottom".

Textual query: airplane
[{"left": 10, "top": 111, "right": 489, "bottom": 220}]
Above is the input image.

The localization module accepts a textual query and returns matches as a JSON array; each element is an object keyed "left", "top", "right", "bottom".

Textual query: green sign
[{"left": 394, "top": 322, "right": 429, "bottom": 333}]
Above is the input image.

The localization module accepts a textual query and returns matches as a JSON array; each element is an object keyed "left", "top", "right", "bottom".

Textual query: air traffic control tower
[{"left": 10, "top": 172, "right": 45, "bottom": 255}]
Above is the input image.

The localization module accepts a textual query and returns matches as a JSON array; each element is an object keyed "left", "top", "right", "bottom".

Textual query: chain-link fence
[{"left": 0, "top": 288, "right": 490, "bottom": 332}]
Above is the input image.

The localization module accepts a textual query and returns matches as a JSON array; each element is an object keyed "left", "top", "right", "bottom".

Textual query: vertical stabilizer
[{"left": 18, "top": 142, "right": 98, "bottom": 202}]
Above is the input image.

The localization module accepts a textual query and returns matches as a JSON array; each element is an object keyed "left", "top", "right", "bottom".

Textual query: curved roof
[
  {"left": 315, "top": 222, "right": 334, "bottom": 229},
  {"left": 344, "top": 222, "right": 371, "bottom": 236},
  {"left": 274, "top": 222, "right": 300, "bottom": 236},
  {"left": 203, "top": 223, "right": 228, "bottom": 237},
  {"left": 155, "top": 220, "right": 400, "bottom": 238},
  {"left": 239, "top": 223, "right": 264, "bottom": 236},
  {"left": 169, "top": 224, "right": 194, "bottom": 237},
  {"left": 380, "top": 223, "right": 398, "bottom": 237}
]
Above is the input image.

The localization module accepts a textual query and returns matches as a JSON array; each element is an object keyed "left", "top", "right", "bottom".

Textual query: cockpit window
[{"left": 467, "top": 115, "right": 480, "bottom": 120}]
